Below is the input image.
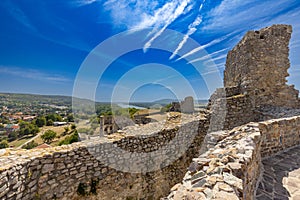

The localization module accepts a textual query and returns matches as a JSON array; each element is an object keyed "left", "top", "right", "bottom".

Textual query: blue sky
[{"left": 0, "top": 0, "right": 300, "bottom": 102}]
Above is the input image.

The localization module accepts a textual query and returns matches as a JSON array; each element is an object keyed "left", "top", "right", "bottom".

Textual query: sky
[{"left": 0, "top": 0, "right": 300, "bottom": 102}]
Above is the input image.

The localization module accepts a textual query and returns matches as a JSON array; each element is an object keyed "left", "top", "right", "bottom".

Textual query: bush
[
  {"left": 59, "top": 131, "right": 79, "bottom": 146},
  {"left": 8, "top": 132, "right": 18, "bottom": 142},
  {"left": 0, "top": 140, "right": 9, "bottom": 149},
  {"left": 46, "top": 119, "right": 54, "bottom": 126},
  {"left": 23, "top": 141, "right": 38, "bottom": 149},
  {"left": 160, "top": 103, "right": 172, "bottom": 112},
  {"left": 18, "top": 121, "right": 39, "bottom": 136},
  {"left": 71, "top": 124, "right": 76, "bottom": 130},
  {"left": 41, "top": 130, "right": 57, "bottom": 144},
  {"left": 35, "top": 116, "right": 46, "bottom": 127}
]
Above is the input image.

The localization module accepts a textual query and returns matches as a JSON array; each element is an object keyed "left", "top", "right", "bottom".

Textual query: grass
[
  {"left": 35, "top": 125, "right": 71, "bottom": 146},
  {"left": 8, "top": 125, "right": 70, "bottom": 148},
  {"left": 9, "top": 137, "right": 32, "bottom": 147}
]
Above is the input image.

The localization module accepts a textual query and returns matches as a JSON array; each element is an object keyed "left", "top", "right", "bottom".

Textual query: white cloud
[
  {"left": 204, "top": 54, "right": 227, "bottom": 65},
  {"left": 176, "top": 32, "right": 234, "bottom": 61},
  {"left": 3, "top": 1, "right": 37, "bottom": 32},
  {"left": 169, "top": 16, "right": 202, "bottom": 59},
  {"left": 0, "top": 66, "right": 70, "bottom": 82},
  {"left": 169, "top": 0, "right": 207, "bottom": 59},
  {"left": 142, "top": 0, "right": 192, "bottom": 51},
  {"left": 203, "top": 0, "right": 298, "bottom": 31},
  {"left": 187, "top": 47, "right": 228, "bottom": 64},
  {"left": 103, "top": 0, "right": 194, "bottom": 51},
  {"left": 72, "top": 0, "right": 99, "bottom": 7},
  {"left": 152, "top": 75, "right": 177, "bottom": 84},
  {"left": 104, "top": 0, "right": 162, "bottom": 29},
  {"left": 201, "top": 69, "right": 221, "bottom": 76}
]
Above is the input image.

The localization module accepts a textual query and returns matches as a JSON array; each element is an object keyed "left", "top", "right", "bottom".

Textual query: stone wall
[
  {"left": 208, "top": 90, "right": 256, "bottom": 131},
  {"left": 259, "top": 116, "right": 300, "bottom": 157},
  {"left": 167, "top": 116, "right": 300, "bottom": 200},
  {"left": 167, "top": 123, "right": 262, "bottom": 200},
  {"left": 208, "top": 24, "right": 299, "bottom": 132},
  {"left": 0, "top": 114, "right": 209, "bottom": 200},
  {"left": 224, "top": 24, "right": 299, "bottom": 108}
]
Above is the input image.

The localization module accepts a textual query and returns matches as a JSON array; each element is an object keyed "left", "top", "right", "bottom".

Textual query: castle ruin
[{"left": 1, "top": 24, "right": 300, "bottom": 200}]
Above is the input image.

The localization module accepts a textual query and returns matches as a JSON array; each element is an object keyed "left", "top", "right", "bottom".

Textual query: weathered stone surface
[
  {"left": 208, "top": 24, "right": 300, "bottom": 132},
  {"left": 0, "top": 114, "right": 209, "bottom": 200},
  {"left": 224, "top": 24, "right": 299, "bottom": 108},
  {"left": 256, "top": 145, "right": 300, "bottom": 200},
  {"left": 1, "top": 24, "right": 300, "bottom": 200}
]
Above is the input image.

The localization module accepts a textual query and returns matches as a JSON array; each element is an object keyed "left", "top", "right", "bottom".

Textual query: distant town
[{"left": 0, "top": 93, "right": 207, "bottom": 150}]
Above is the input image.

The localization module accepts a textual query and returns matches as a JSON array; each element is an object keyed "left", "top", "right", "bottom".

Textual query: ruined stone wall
[
  {"left": 167, "top": 123, "right": 262, "bottom": 200},
  {"left": 208, "top": 24, "right": 299, "bottom": 132},
  {"left": 224, "top": 24, "right": 299, "bottom": 108},
  {"left": 0, "top": 115, "right": 209, "bottom": 200},
  {"left": 208, "top": 91, "right": 256, "bottom": 131},
  {"left": 167, "top": 116, "right": 300, "bottom": 200},
  {"left": 259, "top": 116, "right": 300, "bottom": 157}
]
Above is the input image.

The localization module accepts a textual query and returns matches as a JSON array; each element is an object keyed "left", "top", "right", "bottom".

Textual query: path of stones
[{"left": 256, "top": 145, "right": 300, "bottom": 200}]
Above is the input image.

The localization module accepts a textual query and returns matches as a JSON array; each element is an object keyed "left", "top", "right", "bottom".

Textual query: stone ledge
[{"left": 167, "top": 116, "right": 300, "bottom": 200}]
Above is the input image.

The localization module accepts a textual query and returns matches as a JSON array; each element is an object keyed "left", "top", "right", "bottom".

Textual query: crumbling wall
[
  {"left": 224, "top": 24, "right": 299, "bottom": 108},
  {"left": 0, "top": 115, "right": 209, "bottom": 200},
  {"left": 259, "top": 116, "right": 300, "bottom": 157},
  {"left": 208, "top": 25, "right": 300, "bottom": 132},
  {"left": 167, "top": 116, "right": 300, "bottom": 200},
  {"left": 208, "top": 88, "right": 256, "bottom": 131}
]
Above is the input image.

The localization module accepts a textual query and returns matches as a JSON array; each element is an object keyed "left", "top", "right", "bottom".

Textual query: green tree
[
  {"left": 59, "top": 131, "right": 79, "bottom": 146},
  {"left": 23, "top": 140, "right": 38, "bottom": 150},
  {"left": 35, "top": 116, "right": 46, "bottom": 127},
  {"left": 71, "top": 124, "right": 76, "bottom": 130},
  {"left": 47, "top": 119, "right": 54, "bottom": 126},
  {"left": 8, "top": 132, "right": 18, "bottom": 142},
  {"left": 67, "top": 114, "right": 74, "bottom": 122},
  {"left": 160, "top": 103, "right": 172, "bottom": 113},
  {"left": 41, "top": 130, "right": 57, "bottom": 144},
  {"left": 46, "top": 114, "right": 63, "bottom": 122},
  {"left": 128, "top": 108, "right": 139, "bottom": 118},
  {"left": 0, "top": 140, "right": 9, "bottom": 149},
  {"left": 19, "top": 120, "right": 28, "bottom": 129},
  {"left": 19, "top": 123, "right": 39, "bottom": 136}
]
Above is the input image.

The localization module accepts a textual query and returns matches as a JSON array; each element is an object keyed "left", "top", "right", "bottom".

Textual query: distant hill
[
  {"left": 196, "top": 99, "right": 209, "bottom": 105},
  {"left": 0, "top": 93, "right": 72, "bottom": 107},
  {"left": 129, "top": 98, "right": 208, "bottom": 109},
  {"left": 0, "top": 93, "right": 208, "bottom": 111}
]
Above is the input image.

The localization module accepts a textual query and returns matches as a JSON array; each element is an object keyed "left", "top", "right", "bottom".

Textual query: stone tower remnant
[
  {"left": 224, "top": 24, "right": 299, "bottom": 108},
  {"left": 209, "top": 24, "right": 300, "bottom": 131},
  {"left": 181, "top": 96, "right": 195, "bottom": 113}
]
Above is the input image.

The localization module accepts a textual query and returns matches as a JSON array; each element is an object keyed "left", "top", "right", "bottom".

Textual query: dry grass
[
  {"left": 9, "top": 137, "right": 31, "bottom": 147},
  {"left": 35, "top": 125, "right": 72, "bottom": 146}
]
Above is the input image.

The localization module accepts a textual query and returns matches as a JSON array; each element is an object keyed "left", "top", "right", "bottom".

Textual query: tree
[
  {"left": 71, "top": 124, "right": 76, "bottom": 130},
  {"left": 46, "top": 113, "right": 62, "bottom": 122},
  {"left": 19, "top": 120, "right": 28, "bottom": 129},
  {"left": 8, "top": 132, "right": 18, "bottom": 142},
  {"left": 67, "top": 114, "right": 74, "bottom": 122},
  {"left": 0, "top": 140, "right": 9, "bottom": 149},
  {"left": 160, "top": 103, "right": 172, "bottom": 113},
  {"left": 23, "top": 140, "right": 38, "bottom": 150},
  {"left": 128, "top": 108, "right": 139, "bottom": 118},
  {"left": 41, "top": 130, "right": 57, "bottom": 144},
  {"left": 19, "top": 123, "right": 39, "bottom": 136},
  {"left": 35, "top": 116, "right": 46, "bottom": 127},
  {"left": 47, "top": 119, "right": 54, "bottom": 126},
  {"left": 59, "top": 131, "right": 79, "bottom": 146}
]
